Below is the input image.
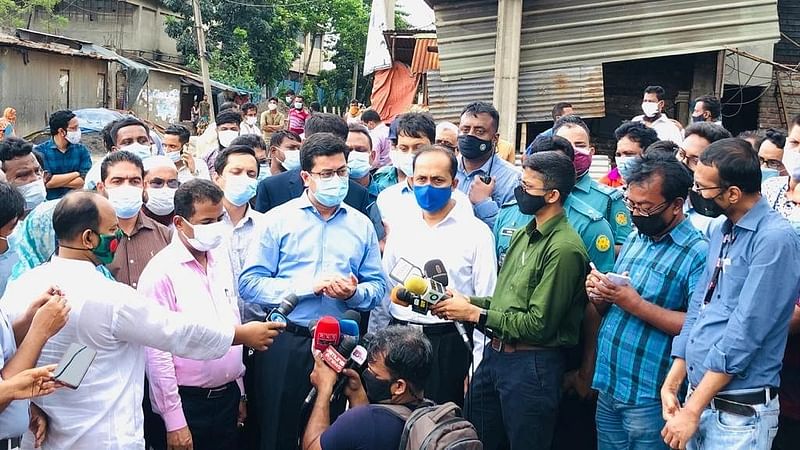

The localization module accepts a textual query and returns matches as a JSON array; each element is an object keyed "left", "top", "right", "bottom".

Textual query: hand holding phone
[{"left": 605, "top": 272, "right": 632, "bottom": 287}]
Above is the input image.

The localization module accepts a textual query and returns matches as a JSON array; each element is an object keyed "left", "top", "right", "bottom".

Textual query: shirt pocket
[{"left": 719, "top": 263, "right": 748, "bottom": 310}]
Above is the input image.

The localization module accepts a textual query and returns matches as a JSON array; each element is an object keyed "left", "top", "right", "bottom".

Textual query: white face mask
[
  {"left": 218, "top": 130, "right": 239, "bottom": 148},
  {"left": 280, "top": 149, "right": 301, "bottom": 171},
  {"left": 121, "top": 142, "right": 152, "bottom": 160},
  {"left": 783, "top": 149, "right": 800, "bottom": 175},
  {"left": 294, "top": 102, "right": 304, "bottom": 110},
  {"left": 245, "top": 116, "right": 257, "bottom": 126},
  {"left": 106, "top": 185, "right": 144, "bottom": 219},
  {"left": 146, "top": 187, "right": 176, "bottom": 215},
  {"left": 17, "top": 179, "right": 47, "bottom": 211},
  {"left": 223, "top": 174, "right": 258, "bottom": 207},
  {"left": 181, "top": 219, "right": 229, "bottom": 252},
  {"left": 390, "top": 150, "right": 414, "bottom": 177},
  {"left": 286, "top": 96, "right": 294, "bottom": 104},
  {"left": 641, "top": 102, "right": 660, "bottom": 118},
  {"left": 268, "top": 103, "right": 278, "bottom": 111},
  {"left": 66, "top": 129, "right": 82, "bottom": 145},
  {"left": 167, "top": 150, "right": 182, "bottom": 163}
]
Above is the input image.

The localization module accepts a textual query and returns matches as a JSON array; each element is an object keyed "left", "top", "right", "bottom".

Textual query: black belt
[
  {"left": 710, "top": 388, "right": 777, "bottom": 417},
  {"left": 178, "top": 381, "right": 237, "bottom": 400},
  {"left": 0, "top": 437, "right": 21, "bottom": 449},
  {"left": 390, "top": 318, "right": 459, "bottom": 336},
  {"left": 285, "top": 322, "right": 311, "bottom": 337}
]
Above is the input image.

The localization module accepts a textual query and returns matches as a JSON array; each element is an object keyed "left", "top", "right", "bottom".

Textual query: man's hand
[
  {"left": 313, "top": 277, "right": 333, "bottom": 296},
  {"left": 309, "top": 354, "right": 337, "bottom": 396},
  {"left": 29, "top": 295, "right": 70, "bottom": 340},
  {"left": 29, "top": 403, "right": 48, "bottom": 448},
  {"left": 4, "top": 365, "right": 58, "bottom": 400},
  {"left": 237, "top": 399, "right": 247, "bottom": 429},
  {"left": 324, "top": 275, "right": 358, "bottom": 300},
  {"left": 468, "top": 176, "right": 495, "bottom": 205},
  {"left": 562, "top": 369, "right": 595, "bottom": 401},
  {"left": 182, "top": 152, "right": 196, "bottom": 175},
  {"left": 167, "top": 426, "right": 193, "bottom": 450},
  {"left": 341, "top": 368, "right": 368, "bottom": 406},
  {"left": 661, "top": 408, "right": 700, "bottom": 450},
  {"left": 430, "top": 291, "right": 480, "bottom": 323},
  {"left": 586, "top": 269, "right": 641, "bottom": 311},
  {"left": 233, "top": 321, "right": 286, "bottom": 351},
  {"left": 18, "top": 287, "right": 63, "bottom": 331}
]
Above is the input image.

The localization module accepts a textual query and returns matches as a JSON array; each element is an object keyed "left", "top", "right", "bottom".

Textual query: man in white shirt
[
  {"left": 632, "top": 85, "right": 684, "bottom": 145},
  {"left": 0, "top": 191, "right": 283, "bottom": 450},
  {"left": 382, "top": 146, "right": 497, "bottom": 406},
  {"left": 239, "top": 103, "right": 262, "bottom": 137}
]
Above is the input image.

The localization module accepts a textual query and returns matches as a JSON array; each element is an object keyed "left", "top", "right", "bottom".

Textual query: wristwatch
[{"left": 240, "top": 394, "right": 248, "bottom": 403}]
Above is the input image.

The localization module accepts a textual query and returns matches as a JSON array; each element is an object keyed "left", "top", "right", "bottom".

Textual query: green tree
[{"left": 0, "top": 0, "right": 63, "bottom": 28}]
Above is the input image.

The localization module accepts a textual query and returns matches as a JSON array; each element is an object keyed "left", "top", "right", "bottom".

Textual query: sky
[{"left": 396, "top": 0, "right": 436, "bottom": 30}]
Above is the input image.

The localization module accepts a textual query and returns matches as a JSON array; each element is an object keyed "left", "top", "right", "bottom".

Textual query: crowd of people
[{"left": 0, "top": 84, "right": 799, "bottom": 450}]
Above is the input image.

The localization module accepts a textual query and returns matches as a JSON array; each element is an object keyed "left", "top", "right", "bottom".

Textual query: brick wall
[{"left": 758, "top": 69, "right": 800, "bottom": 130}]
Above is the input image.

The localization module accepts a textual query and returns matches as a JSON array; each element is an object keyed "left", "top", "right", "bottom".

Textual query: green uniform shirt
[
  {"left": 571, "top": 174, "right": 631, "bottom": 245},
  {"left": 372, "top": 165, "right": 400, "bottom": 195},
  {"left": 494, "top": 196, "right": 615, "bottom": 272},
  {"left": 472, "top": 212, "right": 589, "bottom": 347}
]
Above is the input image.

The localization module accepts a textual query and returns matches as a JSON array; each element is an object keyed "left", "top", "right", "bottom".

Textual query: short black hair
[
  {"left": 644, "top": 140, "right": 680, "bottom": 158},
  {"left": 529, "top": 135, "right": 575, "bottom": 161},
  {"left": 348, "top": 123, "right": 373, "bottom": 149},
  {"left": 552, "top": 102, "right": 573, "bottom": 120},
  {"left": 763, "top": 128, "right": 786, "bottom": 149},
  {"left": 522, "top": 151, "right": 575, "bottom": 204},
  {"left": 461, "top": 101, "right": 499, "bottom": 133},
  {"left": 101, "top": 121, "right": 115, "bottom": 152},
  {"left": 285, "top": 89, "right": 295, "bottom": 96},
  {"left": 310, "top": 101, "right": 321, "bottom": 112},
  {"left": 695, "top": 95, "right": 721, "bottom": 120},
  {"left": 270, "top": 130, "right": 302, "bottom": 149},
  {"left": 49, "top": 110, "right": 75, "bottom": 136},
  {"left": 214, "top": 145, "right": 258, "bottom": 176},
  {"left": 52, "top": 191, "right": 101, "bottom": 242},
  {"left": 220, "top": 101, "right": 239, "bottom": 112},
  {"left": 699, "top": 138, "right": 761, "bottom": 194},
  {"left": 100, "top": 150, "right": 145, "bottom": 182},
  {"left": 0, "top": 181, "right": 25, "bottom": 228},
  {"left": 412, "top": 145, "right": 458, "bottom": 179},
  {"left": 644, "top": 85, "right": 666, "bottom": 101},
  {"left": 626, "top": 151, "right": 692, "bottom": 203},
  {"left": 231, "top": 134, "right": 267, "bottom": 152},
  {"left": 268, "top": 97, "right": 279, "bottom": 103},
  {"left": 684, "top": 122, "right": 732, "bottom": 144},
  {"left": 305, "top": 113, "right": 348, "bottom": 140},
  {"left": 350, "top": 99, "right": 359, "bottom": 105},
  {"left": 300, "top": 133, "right": 349, "bottom": 172},
  {"left": 553, "top": 114, "right": 591, "bottom": 139},
  {"left": 110, "top": 117, "right": 149, "bottom": 146},
  {"left": 397, "top": 113, "right": 436, "bottom": 143},
  {"left": 361, "top": 110, "right": 381, "bottom": 124},
  {"left": 216, "top": 109, "right": 242, "bottom": 127},
  {"left": 174, "top": 179, "right": 224, "bottom": 219},
  {"left": 294, "top": 94, "right": 304, "bottom": 101},
  {"left": 614, "top": 121, "right": 659, "bottom": 151},
  {"left": 368, "top": 325, "right": 432, "bottom": 395},
  {"left": 164, "top": 124, "right": 190, "bottom": 145},
  {"left": 241, "top": 102, "right": 257, "bottom": 114},
  {"left": 0, "top": 137, "right": 35, "bottom": 170},
  {"left": 737, "top": 130, "right": 765, "bottom": 151}
]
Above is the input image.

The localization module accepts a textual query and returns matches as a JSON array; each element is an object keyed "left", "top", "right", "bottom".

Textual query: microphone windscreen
[
  {"left": 339, "top": 319, "right": 360, "bottom": 339},
  {"left": 424, "top": 259, "right": 449, "bottom": 287},
  {"left": 313, "top": 316, "right": 341, "bottom": 352},
  {"left": 342, "top": 309, "right": 362, "bottom": 325},
  {"left": 404, "top": 276, "right": 428, "bottom": 295}
]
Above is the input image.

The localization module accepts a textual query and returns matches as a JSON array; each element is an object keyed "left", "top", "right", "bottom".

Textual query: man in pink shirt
[
  {"left": 138, "top": 179, "right": 245, "bottom": 450},
  {"left": 288, "top": 95, "right": 311, "bottom": 136}
]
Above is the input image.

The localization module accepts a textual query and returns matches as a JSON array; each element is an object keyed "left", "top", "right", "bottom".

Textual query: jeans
[
  {"left": 595, "top": 391, "right": 668, "bottom": 450},
  {"left": 688, "top": 391, "right": 780, "bottom": 450}
]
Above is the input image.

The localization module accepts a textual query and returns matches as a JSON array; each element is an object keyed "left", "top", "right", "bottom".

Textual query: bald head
[{"left": 53, "top": 191, "right": 118, "bottom": 245}]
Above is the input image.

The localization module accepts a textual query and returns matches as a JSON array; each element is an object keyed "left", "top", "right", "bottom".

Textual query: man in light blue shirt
[
  {"left": 455, "top": 102, "right": 519, "bottom": 229},
  {"left": 238, "top": 132, "right": 385, "bottom": 450}
]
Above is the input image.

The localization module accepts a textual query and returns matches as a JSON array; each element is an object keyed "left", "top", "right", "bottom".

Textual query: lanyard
[{"left": 702, "top": 231, "right": 734, "bottom": 305}]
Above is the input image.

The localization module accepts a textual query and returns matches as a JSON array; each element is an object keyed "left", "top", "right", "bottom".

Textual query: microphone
[
  {"left": 267, "top": 293, "right": 299, "bottom": 323},
  {"left": 424, "top": 259, "right": 449, "bottom": 287},
  {"left": 390, "top": 285, "right": 417, "bottom": 307},
  {"left": 303, "top": 335, "right": 358, "bottom": 408},
  {"left": 312, "top": 316, "right": 341, "bottom": 352},
  {"left": 405, "top": 272, "right": 472, "bottom": 351},
  {"left": 339, "top": 310, "right": 361, "bottom": 342},
  {"left": 330, "top": 333, "right": 373, "bottom": 403}
]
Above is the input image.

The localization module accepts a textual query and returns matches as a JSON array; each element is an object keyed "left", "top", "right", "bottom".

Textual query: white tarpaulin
[{"left": 363, "top": 0, "right": 393, "bottom": 76}]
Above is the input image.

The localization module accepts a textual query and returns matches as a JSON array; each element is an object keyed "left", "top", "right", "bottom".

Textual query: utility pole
[{"left": 192, "top": 0, "right": 214, "bottom": 123}]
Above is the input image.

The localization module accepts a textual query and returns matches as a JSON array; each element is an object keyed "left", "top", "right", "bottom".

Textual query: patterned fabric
[
  {"left": 763, "top": 175, "right": 796, "bottom": 219},
  {"left": 593, "top": 218, "right": 708, "bottom": 404},
  {"left": 35, "top": 139, "right": 92, "bottom": 200}
]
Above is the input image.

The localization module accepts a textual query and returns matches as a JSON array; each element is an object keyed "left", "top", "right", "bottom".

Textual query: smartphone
[
  {"left": 53, "top": 343, "right": 97, "bottom": 389},
  {"left": 606, "top": 272, "right": 632, "bottom": 287}
]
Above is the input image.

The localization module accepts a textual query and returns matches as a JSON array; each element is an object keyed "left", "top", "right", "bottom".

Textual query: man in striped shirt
[{"left": 586, "top": 152, "right": 708, "bottom": 449}]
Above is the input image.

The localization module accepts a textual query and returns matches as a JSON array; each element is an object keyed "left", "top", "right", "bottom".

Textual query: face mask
[
  {"left": 224, "top": 174, "right": 258, "bottom": 207},
  {"left": 691, "top": 114, "right": 705, "bottom": 123},
  {"left": 514, "top": 185, "right": 548, "bottom": 215},
  {"left": 689, "top": 189, "right": 726, "bottom": 218},
  {"left": 218, "top": 130, "right": 239, "bottom": 148},
  {"left": 294, "top": 102, "right": 304, "bottom": 110},
  {"left": 362, "top": 369, "right": 394, "bottom": 404},
  {"left": 66, "top": 129, "right": 82, "bottom": 145},
  {"left": 146, "top": 187, "right": 176, "bottom": 215},
  {"left": 167, "top": 150, "right": 182, "bottom": 163},
  {"left": 573, "top": 146, "right": 593, "bottom": 177},
  {"left": 414, "top": 184, "right": 453, "bottom": 213},
  {"left": 180, "top": 219, "right": 228, "bottom": 252},
  {"left": 106, "top": 185, "right": 143, "bottom": 219},
  {"left": 280, "top": 149, "right": 301, "bottom": 171},
  {"left": 312, "top": 175, "right": 349, "bottom": 207},
  {"left": 245, "top": 116, "right": 257, "bottom": 126},
  {"left": 458, "top": 134, "right": 493, "bottom": 160},
  {"left": 348, "top": 152, "right": 372, "bottom": 179},
  {"left": 258, "top": 163, "right": 271, "bottom": 181},
  {"left": 390, "top": 150, "right": 414, "bottom": 177},
  {"left": 632, "top": 208, "right": 673, "bottom": 238},
  {"left": 268, "top": 103, "right": 278, "bottom": 111},
  {"left": 641, "top": 102, "right": 660, "bottom": 118},
  {"left": 17, "top": 179, "right": 47, "bottom": 211},
  {"left": 286, "top": 96, "right": 294, "bottom": 104},
  {"left": 92, "top": 229, "right": 122, "bottom": 265},
  {"left": 616, "top": 156, "right": 637, "bottom": 180},
  {"left": 783, "top": 149, "right": 800, "bottom": 175},
  {"left": 761, "top": 167, "right": 780, "bottom": 182},
  {"left": 121, "top": 142, "right": 152, "bottom": 160}
]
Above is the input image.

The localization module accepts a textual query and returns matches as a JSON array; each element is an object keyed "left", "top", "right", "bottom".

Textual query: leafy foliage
[{"left": 0, "top": 0, "right": 64, "bottom": 28}]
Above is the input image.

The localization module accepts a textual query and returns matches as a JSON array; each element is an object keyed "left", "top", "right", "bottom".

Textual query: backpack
[{"left": 378, "top": 401, "right": 483, "bottom": 450}]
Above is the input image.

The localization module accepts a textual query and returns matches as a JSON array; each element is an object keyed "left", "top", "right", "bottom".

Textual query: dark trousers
[
  {"left": 391, "top": 321, "right": 472, "bottom": 407},
  {"left": 773, "top": 414, "right": 800, "bottom": 450},
  {"left": 143, "top": 378, "right": 167, "bottom": 450},
  {"left": 465, "top": 346, "right": 565, "bottom": 450},
  {"left": 252, "top": 330, "right": 346, "bottom": 450}
]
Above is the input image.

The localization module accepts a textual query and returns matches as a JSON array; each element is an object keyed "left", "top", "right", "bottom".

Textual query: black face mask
[
  {"left": 362, "top": 369, "right": 394, "bottom": 404},
  {"left": 458, "top": 135, "right": 493, "bottom": 160},
  {"left": 514, "top": 185, "right": 548, "bottom": 216},
  {"left": 691, "top": 114, "right": 705, "bottom": 123},
  {"left": 689, "top": 189, "right": 726, "bottom": 218},
  {"left": 632, "top": 206, "right": 676, "bottom": 238}
]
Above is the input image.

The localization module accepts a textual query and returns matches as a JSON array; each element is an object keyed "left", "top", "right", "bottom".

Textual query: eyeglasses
[
  {"left": 147, "top": 178, "right": 180, "bottom": 189},
  {"left": 623, "top": 197, "right": 669, "bottom": 217},
  {"left": 691, "top": 183, "right": 725, "bottom": 194},
  {"left": 760, "top": 157, "right": 784, "bottom": 170},
  {"left": 310, "top": 167, "right": 349, "bottom": 180},
  {"left": 677, "top": 149, "right": 699, "bottom": 168},
  {"left": 518, "top": 180, "right": 550, "bottom": 196}
]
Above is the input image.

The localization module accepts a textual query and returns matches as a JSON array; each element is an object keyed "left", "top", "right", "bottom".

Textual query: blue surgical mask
[
  {"left": 17, "top": 179, "right": 47, "bottom": 211},
  {"left": 313, "top": 175, "right": 349, "bottom": 207},
  {"left": 761, "top": 167, "right": 780, "bottom": 182},
  {"left": 121, "top": 143, "right": 152, "bottom": 161},
  {"left": 223, "top": 174, "right": 258, "bottom": 207},
  {"left": 348, "top": 152, "right": 372, "bottom": 179},
  {"left": 258, "top": 163, "right": 271, "bottom": 181},
  {"left": 281, "top": 150, "right": 301, "bottom": 171},
  {"left": 413, "top": 185, "right": 452, "bottom": 212},
  {"left": 616, "top": 156, "right": 637, "bottom": 180},
  {"left": 106, "top": 185, "right": 143, "bottom": 219}
]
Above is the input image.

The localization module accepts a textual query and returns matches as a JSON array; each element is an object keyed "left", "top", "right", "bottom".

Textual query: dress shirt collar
[
  {"left": 573, "top": 173, "right": 592, "bottom": 194},
  {"left": 296, "top": 190, "right": 348, "bottom": 220},
  {"left": 417, "top": 200, "right": 461, "bottom": 229},
  {"left": 525, "top": 211, "right": 566, "bottom": 239},
  {"left": 458, "top": 154, "right": 498, "bottom": 177},
  {"left": 733, "top": 196, "right": 770, "bottom": 232},
  {"left": 223, "top": 205, "right": 259, "bottom": 229},
  {"left": 168, "top": 231, "right": 216, "bottom": 266},
  {"left": 640, "top": 216, "right": 696, "bottom": 246},
  {"left": 50, "top": 255, "right": 98, "bottom": 271},
  {"left": 126, "top": 210, "right": 156, "bottom": 237}
]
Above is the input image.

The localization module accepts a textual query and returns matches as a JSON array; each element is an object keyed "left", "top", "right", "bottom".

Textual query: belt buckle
[{"left": 207, "top": 386, "right": 227, "bottom": 399}]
